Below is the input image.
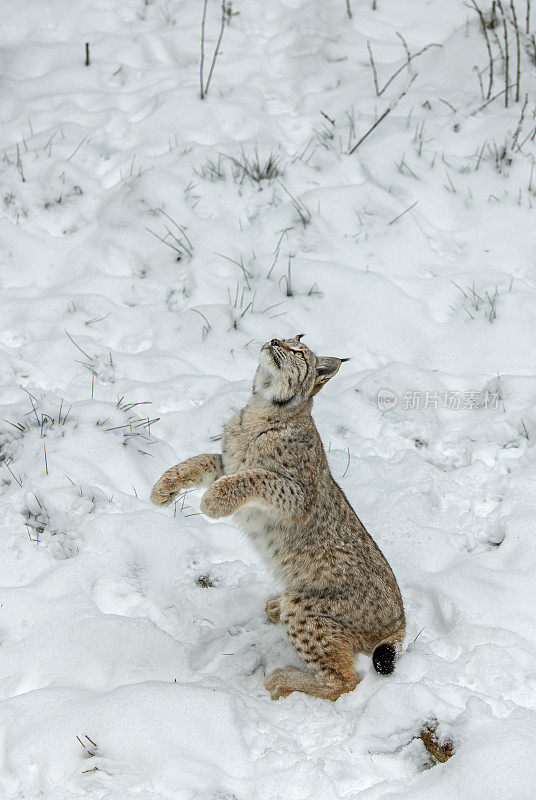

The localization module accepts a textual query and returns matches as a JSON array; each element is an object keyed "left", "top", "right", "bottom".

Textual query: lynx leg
[
  {"left": 151, "top": 454, "right": 223, "bottom": 506},
  {"left": 200, "top": 469, "right": 306, "bottom": 519},
  {"left": 265, "top": 642, "right": 358, "bottom": 701},
  {"left": 265, "top": 595, "right": 359, "bottom": 701}
]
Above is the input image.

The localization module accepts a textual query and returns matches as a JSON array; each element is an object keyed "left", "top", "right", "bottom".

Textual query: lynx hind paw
[
  {"left": 150, "top": 475, "right": 178, "bottom": 506},
  {"left": 265, "top": 669, "right": 293, "bottom": 700},
  {"left": 265, "top": 597, "right": 282, "bottom": 623}
]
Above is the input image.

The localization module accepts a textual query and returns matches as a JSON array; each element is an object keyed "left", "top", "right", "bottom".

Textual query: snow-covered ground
[{"left": 2, "top": 0, "right": 536, "bottom": 796}]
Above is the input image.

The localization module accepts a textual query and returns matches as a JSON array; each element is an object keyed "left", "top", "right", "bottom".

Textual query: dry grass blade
[
  {"left": 216, "top": 252, "right": 252, "bottom": 288},
  {"left": 65, "top": 330, "right": 92, "bottom": 360},
  {"left": 191, "top": 308, "right": 211, "bottom": 338},
  {"left": 277, "top": 181, "right": 312, "bottom": 227},
  {"left": 157, "top": 207, "right": 193, "bottom": 250},
  {"left": 145, "top": 225, "right": 191, "bottom": 260},
  {"left": 2, "top": 459, "right": 23, "bottom": 487},
  {"left": 388, "top": 200, "right": 418, "bottom": 225}
]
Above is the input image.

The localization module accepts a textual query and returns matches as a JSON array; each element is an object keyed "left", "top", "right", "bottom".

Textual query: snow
[{"left": 1, "top": 0, "right": 536, "bottom": 796}]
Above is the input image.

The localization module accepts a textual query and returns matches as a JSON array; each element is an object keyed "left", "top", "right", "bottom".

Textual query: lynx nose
[{"left": 271, "top": 338, "right": 281, "bottom": 347}]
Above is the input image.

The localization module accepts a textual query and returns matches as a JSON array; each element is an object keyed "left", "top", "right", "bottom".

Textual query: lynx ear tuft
[
  {"left": 311, "top": 356, "right": 346, "bottom": 396},
  {"left": 296, "top": 333, "right": 305, "bottom": 341}
]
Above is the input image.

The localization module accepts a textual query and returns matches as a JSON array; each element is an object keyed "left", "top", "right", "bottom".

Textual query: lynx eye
[{"left": 294, "top": 350, "right": 305, "bottom": 358}]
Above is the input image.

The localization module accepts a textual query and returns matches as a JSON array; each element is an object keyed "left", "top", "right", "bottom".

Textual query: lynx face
[{"left": 253, "top": 335, "right": 346, "bottom": 408}]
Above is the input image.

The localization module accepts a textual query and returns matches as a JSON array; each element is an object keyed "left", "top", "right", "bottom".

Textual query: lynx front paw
[
  {"left": 200, "top": 479, "right": 236, "bottom": 519},
  {"left": 150, "top": 470, "right": 182, "bottom": 506},
  {"left": 265, "top": 597, "right": 282, "bottom": 624}
]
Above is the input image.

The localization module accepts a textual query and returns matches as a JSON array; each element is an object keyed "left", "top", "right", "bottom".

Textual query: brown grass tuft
[{"left": 420, "top": 718, "right": 455, "bottom": 764}]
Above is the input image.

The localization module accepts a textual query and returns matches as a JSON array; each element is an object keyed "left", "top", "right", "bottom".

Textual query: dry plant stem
[
  {"left": 378, "top": 43, "right": 441, "bottom": 95},
  {"left": 491, "top": 25, "right": 505, "bottom": 70},
  {"left": 349, "top": 74, "right": 416, "bottom": 155},
  {"left": 497, "top": 1, "right": 510, "bottom": 106},
  {"left": 471, "top": 0, "right": 494, "bottom": 98},
  {"left": 349, "top": 108, "right": 391, "bottom": 154},
  {"left": 475, "top": 139, "right": 487, "bottom": 168},
  {"left": 439, "top": 97, "right": 457, "bottom": 112},
  {"left": 367, "top": 41, "right": 379, "bottom": 94},
  {"left": 527, "top": 0, "right": 531, "bottom": 33},
  {"left": 396, "top": 31, "right": 411, "bottom": 63},
  {"left": 515, "top": 118, "right": 536, "bottom": 150},
  {"left": 200, "top": 0, "right": 209, "bottom": 99},
  {"left": 510, "top": 0, "right": 521, "bottom": 101},
  {"left": 16, "top": 144, "right": 25, "bottom": 182},
  {"left": 474, "top": 66, "right": 485, "bottom": 100},
  {"left": 512, "top": 93, "right": 528, "bottom": 148},
  {"left": 204, "top": 0, "right": 227, "bottom": 98},
  {"left": 346, "top": 0, "right": 352, "bottom": 18},
  {"left": 471, "top": 83, "right": 516, "bottom": 114}
]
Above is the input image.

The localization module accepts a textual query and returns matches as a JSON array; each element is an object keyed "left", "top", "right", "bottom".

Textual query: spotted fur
[{"left": 151, "top": 336, "right": 405, "bottom": 701}]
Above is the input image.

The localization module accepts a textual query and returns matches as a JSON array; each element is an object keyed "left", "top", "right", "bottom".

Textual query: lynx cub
[{"left": 151, "top": 336, "right": 405, "bottom": 701}]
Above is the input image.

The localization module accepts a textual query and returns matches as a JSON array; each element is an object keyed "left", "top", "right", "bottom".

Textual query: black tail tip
[{"left": 372, "top": 643, "right": 397, "bottom": 675}]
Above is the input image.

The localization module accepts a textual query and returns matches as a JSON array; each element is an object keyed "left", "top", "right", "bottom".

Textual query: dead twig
[
  {"left": 200, "top": 0, "right": 209, "bottom": 99},
  {"left": 471, "top": 82, "right": 516, "bottom": 114},
  {"left": 349, "top": 74, "right": 417, "bottom": 155},
  {"left": 470, "top": 0, "right": 494, "bottom": 98},
  {"left": 510, "top": 0, "right": 521, "bottom": 102},
  {"left": 378, "top": 42, "right": 441, "bottom": 96},
  {"left": 512, "top": 93, "right": 528, "bottom": 149},
  {"left": 367, "top": 41, "right": 380, "bottom": 94},
  {"left": 497, "top": 1, "right": 510, "bottom": 106},
  {"left": 200, "top": 0, "right": 227, "bottom": 99}
]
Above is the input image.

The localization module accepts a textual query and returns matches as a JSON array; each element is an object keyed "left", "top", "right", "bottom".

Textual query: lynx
[{"left": 151, "top": 335, "right": 405, "bottom": 701}]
